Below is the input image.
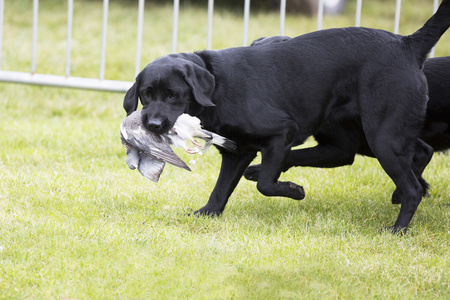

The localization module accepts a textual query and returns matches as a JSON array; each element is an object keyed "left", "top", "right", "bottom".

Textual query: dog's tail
[{"left": 406, "top": 0, "right": 450, "bottom": 66}]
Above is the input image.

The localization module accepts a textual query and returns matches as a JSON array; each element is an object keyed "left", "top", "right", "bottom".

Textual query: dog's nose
[{"left": 146, "top": 118, "right": 163, "bottom": 132}]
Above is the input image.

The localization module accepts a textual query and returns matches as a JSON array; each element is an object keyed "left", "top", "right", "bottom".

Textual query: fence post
[
  {"left": 207, "top": 0, "right": 214, "bottom": 50},
  {"left": 279, "top": 0, "right": 286, "bottom": 36},
  {"left": 355, "top": 0, "right": 362, "bottom": 27},
  {"left": 31, "top": 0, "right": 39, "bottom": 74},
  {"left": 135, "top": 0, "right": 144, "bottom": 76},
  {"left": 317, "top": 0, "right": 324, "bottom": 30},
  {"left": 243, "top": 0, "right": 250, "bottom": 46},
  {"left": 172, "top": 0, "right": 179, "bottom": 53},
  {"left": 99, "top": 0, "right": 109, "bottom": 80},
  {"left": 0, "top": 0, "right": 4, "bottom": 70},
  {"left": 66, "top": 0, "right": 73, "bottom": 77},
  {"left": 394, "top": 0, "right": 401, "bottom": 34}
]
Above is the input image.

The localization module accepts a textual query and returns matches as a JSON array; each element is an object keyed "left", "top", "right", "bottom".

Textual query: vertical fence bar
[
  {"left": 0, "top": 0, "right": 4, "bottom": 70},
  {"left": 430, "top": 0, "right": 439, "bottom": 58},
  {"left": 135, "top": 0, "right": 144, "bottom": 76},
  {"left": 206, "top": 0, "right": 214, "bottom": 50},
  {"left": 317, "top": 0, "right": 324, "bottom": 30},
  {"left": 65, "top": 0, "right": 73, "bottom": 77},
  {"left": 172, "top": 0, "right": 179, "bottom": 53},
  {"left": 279, "top": 0, "right": 286, "bottom": 36},
  {"left": 99, "top": 0, "right": 109, "bottom": 80},
  {"left": 243, "top": 0, "right": 250, "bottom": 46},
  {"left": 394, "top": 0, "right": 401, "bottom": 34},
  {"left": 31, "top": 0, "right": 39, "bottom": 74},
  {"left": 355, "top": 0, "right": 362, "bottom": 27}
]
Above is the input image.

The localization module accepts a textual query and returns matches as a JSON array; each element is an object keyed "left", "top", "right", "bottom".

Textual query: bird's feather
[
  {"left": 167, "top": 114, "right": 237, "bottom": 153},
  {"left": 120, "top": 113, "right": 190, "bottom": 171},
  {"left": 199, "top": 129, "right": 237, "bottom": 152},
  {"left": 138, "top": 153, "right": 165, "bottom": 182}
]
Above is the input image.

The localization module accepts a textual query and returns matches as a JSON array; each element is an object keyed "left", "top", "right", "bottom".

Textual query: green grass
[{"left": 0, "top": 0, "right": 449, "bottom": 298}]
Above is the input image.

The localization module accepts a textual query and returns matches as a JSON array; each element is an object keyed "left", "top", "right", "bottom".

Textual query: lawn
[{"left": 0, "top": 0, "right": 449, "bottom": 298}]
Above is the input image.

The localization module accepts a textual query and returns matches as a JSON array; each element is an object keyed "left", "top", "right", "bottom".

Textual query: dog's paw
[
  {"left": 244, "top": 165, "right": 261, "bottom": 181},
  {"left": 193, "top": 207, "right": 223, "bottom": 217},
  {"left": 283, "top": 181, "right": 305, "bottom": 200},
  {"left": 380, "top": 226, "right": 407, "bottom": 235},
  {"left": 258, "top": 181, "right": 306, "bottom": 200}
]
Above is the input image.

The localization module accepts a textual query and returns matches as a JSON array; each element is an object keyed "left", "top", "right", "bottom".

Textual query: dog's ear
[
  {"left": 123, "top": 80, "right": 140, "bottom": 116},
  {"left": 183, "top": 63, "right": 215, "bottom": 107}
]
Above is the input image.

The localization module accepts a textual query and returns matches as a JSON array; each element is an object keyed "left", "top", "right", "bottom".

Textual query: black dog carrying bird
[
  {"left": 120, "top": 111, "right": 236, "bottom": 182},
  {"left": 124, "top": 0, "right": 450, "bottom": 233}
]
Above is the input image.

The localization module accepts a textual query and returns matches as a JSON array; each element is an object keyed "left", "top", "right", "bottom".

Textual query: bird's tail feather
[{"left": 199, "top": 130, "right": 237, "bottom": 152}]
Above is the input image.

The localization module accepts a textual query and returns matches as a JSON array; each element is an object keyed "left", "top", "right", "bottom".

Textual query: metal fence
[{"left": 0, "top": 0, "right": 441, "bottom": 93}]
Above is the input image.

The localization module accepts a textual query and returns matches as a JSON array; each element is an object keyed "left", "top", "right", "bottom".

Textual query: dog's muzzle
[{"left": 143, "top": 116, "right": 172, "bottom": 134}]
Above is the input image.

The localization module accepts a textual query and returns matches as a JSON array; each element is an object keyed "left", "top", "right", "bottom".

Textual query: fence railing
[{"left": 0, "top": 0, "right": 441, "bottom": 93}]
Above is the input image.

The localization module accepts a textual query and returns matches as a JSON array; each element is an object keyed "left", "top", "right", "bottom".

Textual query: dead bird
[
  {"left": 120, "top": 111, "right": 236, "bottom": 182},
  {"left": 168, "top": 113, "right": 237, "bottom": 154}
]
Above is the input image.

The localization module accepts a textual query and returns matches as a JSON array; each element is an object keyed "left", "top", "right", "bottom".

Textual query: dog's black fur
[
  {"left": 124, "top": 0, "right": 450, "bottom": 233},
  {"left": 246, "top": 38, "right": 450, "bottom": 205}
]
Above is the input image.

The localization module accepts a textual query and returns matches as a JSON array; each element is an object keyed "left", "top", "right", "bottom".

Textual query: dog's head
[{"left": 123, "top": 54, "right": 215, "bottom": 134}]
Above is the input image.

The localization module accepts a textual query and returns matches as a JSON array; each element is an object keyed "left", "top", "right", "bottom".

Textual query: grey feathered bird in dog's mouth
[{"left": 120, "top": 111, "right": 237, "bottom": 182}]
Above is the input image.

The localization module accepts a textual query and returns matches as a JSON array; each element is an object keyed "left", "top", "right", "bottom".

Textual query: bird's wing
[
  {"left": 138, "top": 153, "right": 165, "bottom": 182},
  {"left": 120, "top": 122, "right": 191, "bottom": 171},
  {"left": 121, "top": 135, "right": 139, "bottom": 169},
  {"left": 125, "top": 147, "right": 140, "bottom": 170},
  {"left": 146, "top": 146, "right": 191, "bottom": 171}
]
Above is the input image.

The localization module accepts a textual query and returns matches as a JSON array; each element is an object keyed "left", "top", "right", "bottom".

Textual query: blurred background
[{"left": 1, "top": 0, "right": 446, "bottom": 90}]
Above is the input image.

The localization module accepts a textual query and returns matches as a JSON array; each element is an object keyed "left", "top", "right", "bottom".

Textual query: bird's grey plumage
[
  {"left": 137, "top": 153, "right": 165, "bottom": 182},
  {"left": 124, "top": 144, "right": 139, "bottom": 170},
  {"left": 120, "top": 111, "right": 236, "bottom": 182},
  {"left": 120, "top": 111, "right": 190, "bottom": 182}
]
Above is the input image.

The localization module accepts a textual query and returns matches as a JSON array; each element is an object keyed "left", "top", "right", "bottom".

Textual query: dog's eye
[
  {"left": 143, "top": 91, "right": 150, "bottom": 97},
  {"left": 168, "top": 93, "right": 177, "bottom": 99}
]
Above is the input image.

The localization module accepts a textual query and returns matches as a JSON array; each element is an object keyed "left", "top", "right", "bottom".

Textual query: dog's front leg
[
  {"left": 256, "top": 128, "right": 305, "bottom": 200},
  {"left": 194, "top": 151, "right": 256, "bottom": 216}
]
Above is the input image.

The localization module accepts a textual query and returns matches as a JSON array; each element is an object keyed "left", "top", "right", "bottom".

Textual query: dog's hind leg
[
  {"left": 361, "top": 102, "right": 427, "bottom": 232},
  {"left": 255, "top": 126, "right": 305, "bottom": 200},
  {"left": 391, "top": 139, "right": 433, "bottom": 204},
  {"left": 244, "top": 142, "right": 357, "bottom": 182},
  {"left": 365, "top": 133, "right": 424, "bottom": 232},
  {"left": 244, "top": 122, "right": 364, "bottom": 182}
]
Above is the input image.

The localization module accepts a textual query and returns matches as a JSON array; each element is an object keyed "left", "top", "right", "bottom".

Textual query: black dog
[
  {"left": 246, "top": 38, "right": 450, "bottom": 204},
  {"left": 124, "top": 0, "right": 450, "bottom": 233}
]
